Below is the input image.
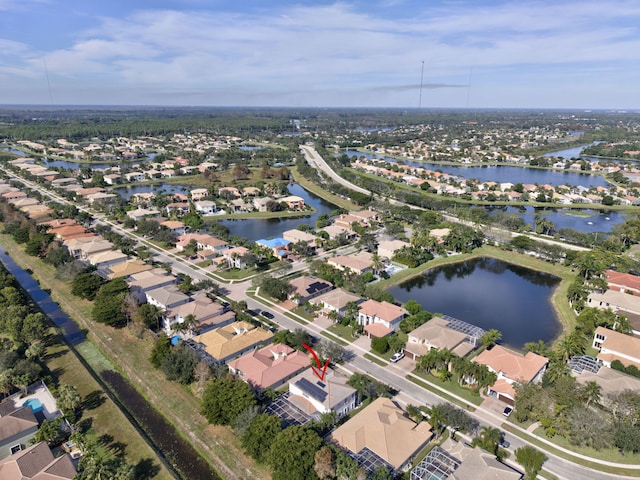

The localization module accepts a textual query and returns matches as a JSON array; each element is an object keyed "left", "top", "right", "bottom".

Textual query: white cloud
[{"left": 2, "top": 0, "right": 640, "bottom": 107}]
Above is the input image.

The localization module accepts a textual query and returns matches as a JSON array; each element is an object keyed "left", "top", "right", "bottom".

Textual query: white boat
[{"left": 587, "top": 221, "right": 594, "bottom": 225}]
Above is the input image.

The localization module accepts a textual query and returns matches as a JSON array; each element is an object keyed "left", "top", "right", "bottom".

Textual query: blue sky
[{"left": 1, "top": 0, "right": 639, "bottom": 109}]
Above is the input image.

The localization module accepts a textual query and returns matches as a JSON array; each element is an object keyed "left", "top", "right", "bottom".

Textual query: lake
[
  {"left": 388, "top": 257, "right": 562, "bottom": 349},
  {"left": 218, "top": 183, "right": 338, "bottom": 241},
  {"left": 344, "top": 150, "right": 609, "bottom": 188},
  {"left": 485, "top": 206, "right": 625, "bottom": 233}
]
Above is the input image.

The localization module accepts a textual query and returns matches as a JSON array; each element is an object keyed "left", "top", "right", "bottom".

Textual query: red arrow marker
[{"left": 302, "top": 343, "right": 329, "bottom": 381}]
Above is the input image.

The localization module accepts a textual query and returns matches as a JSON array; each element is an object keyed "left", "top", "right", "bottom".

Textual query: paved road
[{"left": 300, "top": 144, "right": 370, "bottom": 195}]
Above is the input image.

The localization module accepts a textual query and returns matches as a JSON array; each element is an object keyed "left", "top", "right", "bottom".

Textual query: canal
[{"left": 388, "top": 257, "right": 562, "bottom": 350}]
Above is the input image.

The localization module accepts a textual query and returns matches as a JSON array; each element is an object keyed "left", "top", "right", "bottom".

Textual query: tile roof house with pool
[
  {"left": 328, "top": 397, "right": 433, "bottom": 473},
  {"left": 192, "top": 321, "right": 274, "bottom": 364}
]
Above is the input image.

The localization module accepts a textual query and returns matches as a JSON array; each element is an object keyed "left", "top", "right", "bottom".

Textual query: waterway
[
  {"left": 388, "top": 257, "right": 561, "bottom": 350},
  {"left": 0, "top": 244, "right": 219, "bottom": 480},
  {"left": 218, "top": 182, "right": 339, "bottom": 241},
  {"left": 343, "top": 150, "right": 609, "bottom": 188}
]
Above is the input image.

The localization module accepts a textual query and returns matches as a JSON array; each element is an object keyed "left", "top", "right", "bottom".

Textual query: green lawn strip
[
  {"left": 407, "top": 374, "right": 478, "bottom": 410},
  {"left": 411, "top": 370, "right": 483, "bottom": 406},
  {"left": 363, "top": 353, "right": 387, "bottom": 366},
  {"left": 215, "top": 267, "right": 257, "bottom": 280},
  {"left": 319, "top": 330, "right": 349, "bottom": 346},
  {"left": 502, "top": 426, "right": 640, "bottom": 476},
  {"left": 532, "top": 426, "right": 640, "bottom": 466},
  {"left": 326, "top": 323, "right": 359, "bottom": 343},
  {"left": 1, "top": 233, "right": 269, "bottom": 480},
  {"left": 290, "top": 167, "right": 359, "bottom": 211}
]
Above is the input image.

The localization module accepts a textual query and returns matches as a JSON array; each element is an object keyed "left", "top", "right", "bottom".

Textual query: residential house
[
  {"left": 378, "top": 239, "right": 410, "bottom": 260},
  {"left": 287, "top": 369, "right": 358, "bottom": 418},
  {"left": 282, "top": 229, "right": 318, "bottom": 247},
  {"left": 63, "top": 236, "right": 112, "bottom": 260},
  {"left": 124, "top": 171, "right": 146, "bottom": 182},
  {"left": 333, "top": 214, "right": 367, "bottom": 231},
  {"left": 473, "top": 345, "right": 548, "bottom": 405},
  {"left": 160, "top": 220, "right": 187, "bottom": 236},
  {"left": 410, "top": 439, "right": 522, "bottom": 480},
  {"left": 256, "top": 238, "right": 291, "bottom": 257},
  {"left": 194, "top": 200, "right": 217, "bottom": 215},
  {"left": 103, "top": 173, "right": 121, "bottom": 185},
  {"left": 329, "top": 397, "right": 433, "bottom": 473},
  {"left": 357, "top": 299, "right": 404, "bottom": 337},
  {"left": 218, "top": 186, "right": 241, "bottom": 198},
  {"left": 280, "top": 195, "right": 305, "bottom": 210},
  {"left": 127, "top": 269, "right": 177, "bottom": 302},
  {"left": 287, "top": 276, "right": 333, "bottom": 305},
  {"left": 165, "top": 202, "right": 190, "bottom": 217},
  {"left": 86, "top": 249, "right": 129, "bottom": 269},
  {"left": 127, "top": 207, "right": 161, "bottom": 221},
  {"left": 320, "top": 225, "right": 357, "bottom": 241},
  {"left": 349, "top": 209, "right": 380, "bottom": 225},
  {"left": 191, "top": 321, "right": 274, "bottom": 364},
  {"left": 242, "top": 186, "right": 261, "bottom": 197},
  {"left": 47, "top": 224, "right": 89, "bottom": 241},
  {"left": 228, "top": 344, "right": 309, "bottom": 392},
  {"left": 190, "top": 188, "right": 209, "bottom": 201},
  {"left": 253, "top": 197, "right": 272, "bottom": 212},
  {"left": 197, "top": 236, "right": 229, "bottom": 253},
  {"left": 604, "top": 269, "right": 640, "bottom": 295},
  {"left": 145, "top": 286, "right": 190, "bottom": 311},
  {"left": 164, "top": 293, "right": 229, "bottom": 334},
  {"left": 102, "top": 259, "right": 152, "bottom": 280},
  {"left": 592, "top": 326, "right": 640, "bottom": 368},
  {"left": 404, "top": 316, "right": 485, "bottom": 360},
  {"left": 0, "top": 405, "right": 38, "bottom": 459},
  {"left": 0, "top": 442, "right": 77, "bottom": 479},
  {"left": 223, "top": 246, "right": 251, "bottom": 269},
  {"left": 308, "top": 288, "right": 364, "bottom": 319},
  {"left": 327, "top": 255, "right": 373, "bottom": 275}
]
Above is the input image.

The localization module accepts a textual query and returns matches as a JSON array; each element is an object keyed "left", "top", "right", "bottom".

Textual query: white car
[
  {"left": 503, "top": 406, "right": 514, "bottom": 417},
  {"left": 390, "top": 351, "right": 405, "bottom": 363}
]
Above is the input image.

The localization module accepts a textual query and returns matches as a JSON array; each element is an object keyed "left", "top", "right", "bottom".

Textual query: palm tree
[
  {"left": 428, "top": 405, "right": 447, "bottom": 439},
  {"left": 477, "top": 425, "right": 501, "bottom": 454},
  {"left": 480, "top": 329, "right": 502, "bottom": 349},
  {"left": 582, "top": 381, "right": 602, "bottom": 408},
  {"left": 556, "top": 332, "right": 586, "bottom": 362},
  {"left": 371, "top": 253, "right": 383, "bottom": 276}
]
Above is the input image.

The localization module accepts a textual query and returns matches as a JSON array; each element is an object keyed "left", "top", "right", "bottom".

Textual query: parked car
[
  {"left": 390, "top": 351, "right": 405, "bottom": 363},
  {"left": 261, "top": 311, "right": 274, "bottom": 319},
  {"left": 503, "top": 406, "right": 513, "bottom": 417},
  {"left": 499, "top": 438, "right": 510, "bottom": 449}
]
